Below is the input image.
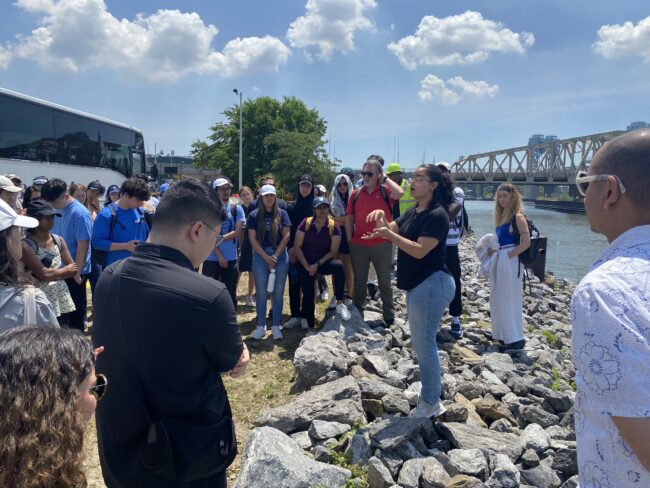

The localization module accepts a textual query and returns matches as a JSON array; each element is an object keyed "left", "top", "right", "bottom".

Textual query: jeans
[
  {"left": 252, "top": 246, "right": 289, "bottom": 328},
  {"left": 202, "top": 260, "right": 239, "bottom": 308},
  {"left": 407, "top": 270, "right": 456, "bottom": 405},
  {"left": 297, "top": 259, "right": 345, "bottom": 327}
]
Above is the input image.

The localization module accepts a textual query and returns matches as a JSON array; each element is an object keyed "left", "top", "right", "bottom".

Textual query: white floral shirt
[{"left": 571, "top": 225, "right": 650, "bottom": 488}]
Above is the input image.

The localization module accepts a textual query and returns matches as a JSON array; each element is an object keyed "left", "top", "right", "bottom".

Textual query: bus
[{"left": 0, "top": 87, "right": 146, "bottom": 191}]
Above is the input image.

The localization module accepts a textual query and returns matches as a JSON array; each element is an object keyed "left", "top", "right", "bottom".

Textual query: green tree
[{"left": 191, "top": 96, "right": 335, "bottom": 193}]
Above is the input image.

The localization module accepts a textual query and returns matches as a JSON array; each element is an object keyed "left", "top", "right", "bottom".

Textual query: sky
[{"left": 1, "top": 0, "right": 649, "bottom": 171}]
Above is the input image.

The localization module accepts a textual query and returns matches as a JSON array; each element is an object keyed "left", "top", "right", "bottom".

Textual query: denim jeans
[
  {"left": 407, "top": 270, "right": 456, "bottom": 405},
  {"left": 252, "top": 246, "right": 289, "bottom": 328}
]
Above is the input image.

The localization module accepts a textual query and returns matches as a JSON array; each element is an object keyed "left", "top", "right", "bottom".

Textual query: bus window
[
  {"left": 0, "top": 96, "right": 54, "bottom": 161},
  {"left": 54, "top": 110, "right": 100, "bottom": 167}
]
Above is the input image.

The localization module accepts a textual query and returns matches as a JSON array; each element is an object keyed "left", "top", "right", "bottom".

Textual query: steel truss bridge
[{"left": 451, "top": 130, "right": 624, "bottom": 186}]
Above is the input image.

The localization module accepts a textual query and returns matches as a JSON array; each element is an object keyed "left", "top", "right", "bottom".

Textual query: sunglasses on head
[
  {"left": 575, "top": 170, "right": 627, "bottom": 197},
  {"left": 361, "top": 171, "right": 376, "bottom": 177},
  {"left": 87, "top": 373, "right": 108, "bottom": 401}
]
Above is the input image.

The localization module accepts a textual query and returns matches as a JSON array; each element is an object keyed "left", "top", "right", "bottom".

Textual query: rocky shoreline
[{"left": 234, "top": 234, "right": 579, "bottom": 488}]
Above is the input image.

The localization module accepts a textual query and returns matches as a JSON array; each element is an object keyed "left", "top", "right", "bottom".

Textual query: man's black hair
[
  {"left": 40, "top": 178, "right": 68, "bottom": 202},
  {"left": 367, "top": 154, "right": 385, "bottom": 167},
  {"left": 120, "top": 178, "right": 151, "bottom": 201},
  {"left": 153, "top": 178, "right": 223, "bottom": 231}
]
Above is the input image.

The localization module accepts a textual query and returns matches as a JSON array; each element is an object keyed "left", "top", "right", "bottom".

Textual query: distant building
[
  {"left": 627, "top": 121, "right": 649, "bottom": 131},
  {"left": 145, "top": 154, "right": 221, "bottom": 182},
  {"left": 528, "top": 134, "right": 558, "bottom": 146}
]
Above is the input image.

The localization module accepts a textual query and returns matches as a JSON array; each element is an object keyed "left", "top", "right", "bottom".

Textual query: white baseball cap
[
  {"left": 436, "top": 162, "right": 451, "bottom": 172},
  {"left": 259, "top": 184, "right": 276, "bottom": 196},
  {"left": 0, "top": 199, "right": 39, "bottom": 232},
  {"left": 0, "top": 175, "right": 23, "bottom": 193},
  {"left": 212, "top": 178, "right": 231, "bottom": 189}
]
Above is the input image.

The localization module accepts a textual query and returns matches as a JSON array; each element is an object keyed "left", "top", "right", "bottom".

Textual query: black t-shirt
[{"left": 395, "top": 204, "right": 449, "bottom": 291}]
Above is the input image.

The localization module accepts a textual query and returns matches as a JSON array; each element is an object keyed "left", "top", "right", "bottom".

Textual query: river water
[{"left": 464, "top": 200, "right": 608, "bottom": 284}]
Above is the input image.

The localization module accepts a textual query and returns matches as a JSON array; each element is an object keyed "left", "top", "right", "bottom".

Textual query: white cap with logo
[
  {"left": 0, "top": 199, "right": 39, "bottom": 232},
  {"left": 0, "top": 175, "right": 23, "bottom": 193},
  {"left": 259, "top": 184, "right": 276, "bottom": 196},
  {"left": 212, "top": 178, "right": 231, "bottom": 189}
]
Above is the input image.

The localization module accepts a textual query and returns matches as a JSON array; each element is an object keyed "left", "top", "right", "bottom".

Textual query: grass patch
[
  {"left": 551, "top": 368, "right": 562, "bottom": 391},
  {"left": 542, "top": 329, "right": 558, "bottom": 343},
  {"left": 330, "top": 450, "right": 369, "bottom": 487}
]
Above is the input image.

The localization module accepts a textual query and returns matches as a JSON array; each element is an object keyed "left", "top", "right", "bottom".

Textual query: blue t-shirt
[
  {"left": 91, "top": 203, "right": 150, "bottom": 265},
  {"left": 207, "top": 204, "right": 245, "bottom": 262},
  {"left": 247, "top": 208, "right": 291, "bottom": 248},
  {"left": 52, "top": 199, "right": 92, "bottom": 274}
]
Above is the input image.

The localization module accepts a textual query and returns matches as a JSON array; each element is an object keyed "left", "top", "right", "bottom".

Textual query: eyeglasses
[
  {"left": 410, "top": 176, "right": 430, "bottom": 183},
  {"left": 361, "top": 171, "right": 376, "bottom": 178},
  {"left": 575, "top": 171, "right": 627, "bottom": 197},
  {"left": 337, "top": 181, "right": 348, "bottom": 186},
  {"left": 200, "top": 220, "right": 220, "bottom": 235},
  {"left": 87, "top": 373, "right": 108, "bottom": 401}
]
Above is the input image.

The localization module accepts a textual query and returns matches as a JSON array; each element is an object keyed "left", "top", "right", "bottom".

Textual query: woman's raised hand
[{"left": 366, "top": 209, "right": 387, "bottom": 227}]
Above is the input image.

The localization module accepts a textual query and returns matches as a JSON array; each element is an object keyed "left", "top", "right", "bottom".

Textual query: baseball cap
[
  {"left": 386, "top": 163, "right": 402, "bottom": 174},
  {"left": 312, "top": 196, "right": 330, "bottom": 208},
  {"left": 0, "top": 175, "right": 23, "bottom": 193},
  {"left": 87, "top": 180, "right": 105, "bottom": 196},
  {"left": 33, "top": 176, "right": 49, "bottom": 185},
  {"left": 25, "top": 199, "right": 62, "bottom": 218},
  {"left": 315, "top": 184, "right": 326, "bottom": 193},
  {"left": 340, "top": 167, "right": 354, "bottom": 176},
  {"left": 436, "top": 162, "right": 451, "bottom": 172},
  {"left": 299, "top": 174, "right": 313, "bottom": 186},
  {"left": 5, "top": 173, "right": 22, "bottom": 184},
  {"left": 259, "top": 184, "right": 276, "bottom": 196},
  {"left": 212, "top": 178, "right": 231, "bottom": 189},
  {"left": 0, "top": 199, "right": 38, "bottom": 231},
  {"left": 107, "top": 184, "right": 120, "bottom": 195}
]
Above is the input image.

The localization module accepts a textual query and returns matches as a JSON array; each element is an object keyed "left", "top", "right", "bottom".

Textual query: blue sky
[{"left": 1, "top": 0, "right": 649, "bottom": 171}]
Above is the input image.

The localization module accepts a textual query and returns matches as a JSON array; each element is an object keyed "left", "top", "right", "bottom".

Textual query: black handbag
[{"left": 112, "top": 260, "right": 238, "bottom": 483}]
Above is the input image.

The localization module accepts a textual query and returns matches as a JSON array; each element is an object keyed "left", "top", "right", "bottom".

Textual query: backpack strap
[
  {"left": 305, "top": 216, "right": 314, "bottom": 232},
  {"left": 352, "top": 185, "right": 391, "bottom": 214},
  {"left": 327, "top": 217, "right": 335, "bottom": 237},
  {"left": 22, "top": 236, "right": 39, "bottom": 255},
  {"left": 51, "top": 233, "right": 62, "bottom": 252}
]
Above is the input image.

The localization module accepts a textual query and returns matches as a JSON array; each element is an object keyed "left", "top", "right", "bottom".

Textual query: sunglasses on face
[
  {"left": 337, "top": 181, "right": 348, "bottom": 186},
  {"left": 361, "top": 171, "right": 376, "bottom": 178},
  {"left": 575, "top": 170, "right": 627, "bottom": 197},
  {"left": 87, "top": 373, "right": 108, "bottom": 401}
]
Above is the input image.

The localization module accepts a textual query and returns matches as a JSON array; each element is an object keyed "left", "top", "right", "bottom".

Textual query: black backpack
[{"left": 511, "top": 214, "right": 541, "bottom": 292}]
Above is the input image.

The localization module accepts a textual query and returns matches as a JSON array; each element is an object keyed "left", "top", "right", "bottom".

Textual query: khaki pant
[{"left": 350, "top": 242, "right": 394, "bottom": 322}]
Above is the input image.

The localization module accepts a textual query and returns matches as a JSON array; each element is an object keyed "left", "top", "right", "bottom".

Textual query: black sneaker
[
  {"left": 383, "top": 318, "right": 394, "bottom": 327},
  {"left": 451, "top": 323, "right": 463, "bottom": 339},
  {"left": 367, "top": 282, "right": 378, "bottom": 300},
  {"left": 504, "top": 339, "right": 526, "bottom": 351},
  {"left": 482, "top": 330, "right": 494, "bottom": 340}
]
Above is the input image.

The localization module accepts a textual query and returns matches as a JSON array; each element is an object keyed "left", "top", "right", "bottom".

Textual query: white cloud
[
  {"left": 418, "top": 74, "right": 499, "bottom": 105},
  {"left": 8, "top": 0, "right": 290, "bottom": 80},
  {"left": 388, "top": 11, "right": 534, "bottom": 70},
  {"left": 287, "top": 0, "right": 377, "bottom": 60},
  {"left": 593, "top": 16, "right": 650, "bottom": 62},
  {"left": 0, "top": 45, "right": 12, "bottom": 69}
]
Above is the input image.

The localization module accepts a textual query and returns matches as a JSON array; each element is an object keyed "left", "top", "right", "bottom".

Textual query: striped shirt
[{"left": 445, "top": 187, "right": 465, "bottom": 246}]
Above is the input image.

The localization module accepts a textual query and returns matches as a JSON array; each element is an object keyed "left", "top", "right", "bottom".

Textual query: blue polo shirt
[
  {"left": 92, "top": 203, "right": 150, "bottom": 265},
  {"left": 206, "top": 204, "right": 245, "bottom": 262},
  {"left": 52, "top": 198, "right": 92, "bottom": 274}
]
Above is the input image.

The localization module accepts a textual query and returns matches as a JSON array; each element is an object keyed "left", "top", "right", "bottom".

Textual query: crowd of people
[{"left": 0, "top": 130, "right": 649, "bottom": 488}]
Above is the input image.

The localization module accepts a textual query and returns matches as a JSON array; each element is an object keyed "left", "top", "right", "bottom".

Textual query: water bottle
[{"left": 267, "top": 269, "right": 276, "bottom": 293}]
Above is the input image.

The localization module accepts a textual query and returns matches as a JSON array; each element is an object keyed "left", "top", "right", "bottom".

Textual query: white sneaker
[
  {"left": 409, "top": 400, "right": 446, "bottom": 418},
  {"left": 283, "top": 317, "right": 301, "bottom": 329},
  {"left": 319, "top": 290, "right": 329, "bottom": 303},
  {"left": 272, "top": 326, "right": 283, "bottom": 340},
  {"left": 251, "top": 326, "right": 266, "bottom": 340},
  {"left": 245, "top": 295, "right": 255, "bottom": 307},
  {"left": 336, "top": 303, "right": 351, "bottom": 321},
  {"left": 300, "top": 318, "right": 309, "bottom": 330}
]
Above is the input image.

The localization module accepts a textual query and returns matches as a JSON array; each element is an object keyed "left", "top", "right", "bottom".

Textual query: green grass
[
  {"left": 551, "top": 367, "right": 562, "bottom": 391},
  {"left": 330, "top": 450, "right": 369, "bottom": 487},
  {"left": 542, "top": 329, "right": 558, "bottom": 343}
]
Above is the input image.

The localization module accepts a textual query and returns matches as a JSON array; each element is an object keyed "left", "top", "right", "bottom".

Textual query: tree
[{"left": 191, "top": 96, "right": 335, "bottom": 194}]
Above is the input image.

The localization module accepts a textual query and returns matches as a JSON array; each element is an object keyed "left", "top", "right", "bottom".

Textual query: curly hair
[
  {"left": 0, "top": 327, "right": 94, "bottom": 488},
  {"left": 494, "top": 183, "right": 524, "bottom": 226},
  {"left": 0, "top": 227, "right": 31, "bottom": 287}
]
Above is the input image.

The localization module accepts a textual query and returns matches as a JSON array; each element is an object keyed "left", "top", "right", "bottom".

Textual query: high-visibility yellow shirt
[{"left": 399, "top": 179, "right": 415, "bottom": 214}]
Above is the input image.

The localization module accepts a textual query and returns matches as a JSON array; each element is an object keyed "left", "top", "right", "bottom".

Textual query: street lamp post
[{"left": 233, "top": 89, "right": 243, "bottom": 189}]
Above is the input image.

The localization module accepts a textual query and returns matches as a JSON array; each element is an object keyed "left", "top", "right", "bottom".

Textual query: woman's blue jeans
[
  {"left": 252, "top": 246, "right": 289, "bottom": 328},
  {"left": 407, "top": 270, "right": 456, "bottom": 405}
]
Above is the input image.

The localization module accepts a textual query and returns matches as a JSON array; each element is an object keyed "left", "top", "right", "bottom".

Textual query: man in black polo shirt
[{"left": 92, "top": 179, "right": 249, "bottom": 488}]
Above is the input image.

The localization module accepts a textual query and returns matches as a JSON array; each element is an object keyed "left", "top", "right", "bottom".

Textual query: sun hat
[
  {"left": 259, "top": 184, "right": 276, "bottom": 196},
  {"left": 312, "top": 196, "right": 330, "bottom": 209},
  {"left": 0, "top": 199, "right": 38, "bottom": 232},
  {"left": 0, "top": 175, "right": 23, "bottom": 193}
]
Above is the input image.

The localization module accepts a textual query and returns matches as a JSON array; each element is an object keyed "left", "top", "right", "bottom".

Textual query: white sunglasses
[{"left": 575, "top": 170, "right": 626, "bottom": 197}]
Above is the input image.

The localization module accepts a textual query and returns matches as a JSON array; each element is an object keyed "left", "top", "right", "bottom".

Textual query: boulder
[
  {"left": 436, "top": 422, "right": 523, "bottom": 461},
  {"left": 473, "top": 397, "right": 516, "bottom": 425},
  {"left": 519, "top": 405, "right": 560, "bottom": 428},
  {"left": 398, "top": 457, "right": 450, "bottom": 488},
  {"left": 253, "top": 376, "right": 365, "bottom": 434},
  {"left": 446, "top": 449, "right": 488, "bottom": 480},
  {"left": 293, "top": 331, "right": 353, "bottom": 389},
  {"left": 519, "top": 464, "right": 562, "bottom": 488},
  {"left": 551, "top": 448, "right": 578, "bottom": 477},
  {"left": 369, "top": 416, "right": 433, "bottom": 451},
  {"left": 443, "top": 474, "right": 486, "bottom": 487},
  {"left": 368, "top": 456, "right": 394, "bottom": 488},
  {"left": 233, "top": 427, "right": 350, "bottom": 488},
  {"left": 308, "top": 420, "right": 352, "bottom": 440},
  {"left": 520, "top": 423, "right": 551, "bottom": 452},
  {"left": 485, "top": 453, "right": 520, "bottom": 488}
]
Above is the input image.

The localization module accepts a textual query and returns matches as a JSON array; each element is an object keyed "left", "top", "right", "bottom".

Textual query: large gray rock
[
  {"left": 528, "top": 384, "right": 575, "bottom": 414},
  {"left": 446, "top": 449, "right": 488, "bottom": 480},
  {"left": 308, "top": 420, "right": 352, "bottom": 440},
  {"left": 421, "top": 457, "right": 452, "bottom": 488},
  {"left": 436, "top": 422, "right": 523, "bottom": 461},
  {"left": 519, "top": 463, "right": 562, "bottom": 488},
  {"left": 363, "top": 352, "right": 394, "bottom": 377},
  {"left": 233, "top": 427, "right": 351, "bottom": 488},
  {"left": 519, "top": 405, "right": 560, "bottom": 428},
  {"left": 359, "top": 378, "right": 403, "bottom": 400},
  {"left": 345, "top": 429, "right": 372, "bottom": 465},
  {"left": 368, "top": 456, "right": 394, "bottom": 488},
  {"left": 483, "top": 352, "right": 517, "bottom": 381},
  {"left": 369, "top": 416, "right": 433, "bottom": 451},
  {"left": 321, "top": 305, "right": 374, "bottom": 339},
  {"left": 551, "top": 448, "right": 578, "bottom": 477},
  {"left": 559, "top": 475, "right": 579, "bottom": 488},
  {"left": 293, "top": 331, "right": 354, "bottom": 389},
  {"left": 485, "top": 453, "right": 520, "bottom": 488},
  {"left": 253, "top": 376, "right": 366, "bottom": 434},
  {"left": 521, "top": 423, "right": 551, "bottom": 452},
  {"left": 398, "top": 457, "right": 449, "bottom": 488},
  {"left": 382, "top": 392, "right": 411, "bottom": 415}
]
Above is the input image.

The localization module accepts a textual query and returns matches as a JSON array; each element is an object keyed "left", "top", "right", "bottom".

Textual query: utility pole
[{"left": 233, "top": 89, "right": 243, "bottom": 189}]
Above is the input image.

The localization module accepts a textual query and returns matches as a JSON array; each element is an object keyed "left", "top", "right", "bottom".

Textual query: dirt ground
[{"left": 83, "top": 274, "right": 331, "bottom": 486}]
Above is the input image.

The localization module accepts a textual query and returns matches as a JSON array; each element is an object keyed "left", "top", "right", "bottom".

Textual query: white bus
[{"left": 0, "top": 87, "right": 146, "bottom": 191}]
